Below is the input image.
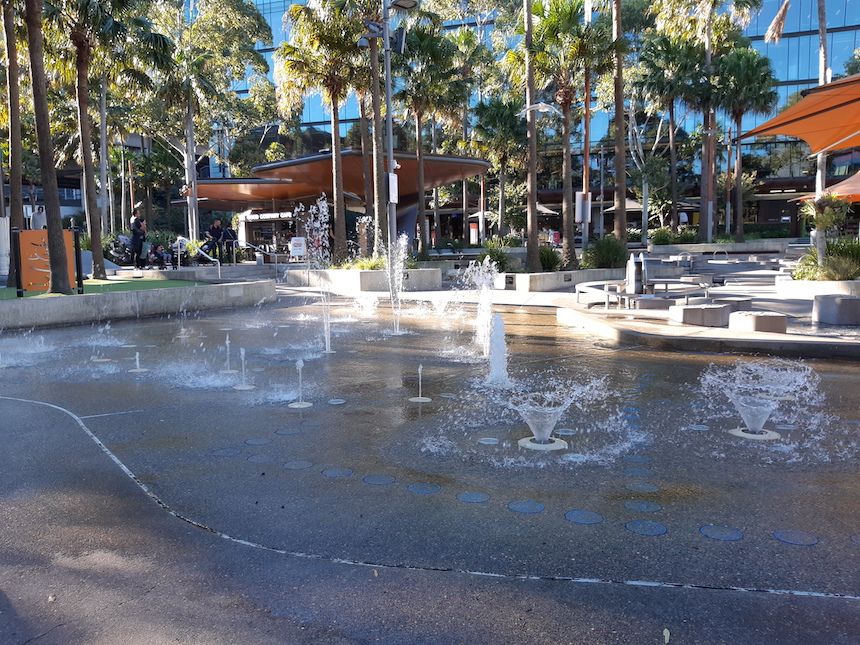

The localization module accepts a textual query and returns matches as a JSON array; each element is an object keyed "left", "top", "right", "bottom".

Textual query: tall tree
[
  {"left": 396, "top": 22, "right": 468, "bottom": 254},
  {"left": 715, "top": 47, "right": 776, "bottom": 242},
  {"left": 637, "top": 34, "right": 699, "bottom": 232},
  {"left": 279, "top": 0, "right": 360, "bottom": 260},
  {"left": 24, "top": 0, "right": 71, "bottom": 293},
  {"left": 611, "top": 0, "right": 626, "bottom": 241},
  {"left": 471, "top": 98, "right": 526, "bottom": 238},
  {"left": 145, "top": 0, "right": 270, "bottom": 240},
  {"left": 523, "top": 0, "right": 539, "bottom": 271},
  {"left": 532, "top": 0, "right": 612, "bottom": 268},
  {"left": 3, "top": 0, "right": 23, "bottom": 287}
]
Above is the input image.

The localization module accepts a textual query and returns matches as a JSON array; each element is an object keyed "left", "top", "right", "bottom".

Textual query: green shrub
[
  {"left": 581, "top": 235, "right": 627, "bottom": 269},
  {"left": 792, "top": 250, "right": 820, "bottom": 280},
  {"left": 477, "top": 248, "right": 509, "bottom": 273},
  {"left": 828, "top": 238, "right": 860, "bottom": 264},
  {"left": 336, "top": 256, "right": 386, "bottom": 270},
  {"left": 434, "top": 237, "right": 462, "bottom": 250},
  {"left": 674, "top": 227, "right": 698, "bottom": 243},
  {"left": 820, "top": 256, "right": 860, "bottom": 281},
  {"left": 539, "top": 245, "right": 562, "bottom": 272},
  {"left": 650, "top": 227, "right": 672, "bottom": 245}
]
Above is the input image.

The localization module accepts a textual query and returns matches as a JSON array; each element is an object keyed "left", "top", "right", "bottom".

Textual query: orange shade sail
[
  {"left": 797, "top": 170, "right": 860, "bottom": 203},
  {"left": 740, "top": 74, "right": 860, "bottom": 154}
]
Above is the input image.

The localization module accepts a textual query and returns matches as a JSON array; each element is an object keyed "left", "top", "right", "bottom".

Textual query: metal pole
[
  {"left": 73, "top": 227, "right": 84, "bottom": 293},
  {"left": 382, "top": 2, "right": 397, "bottom": 247},
  {"left": 11, "top": 227, "right": 22, "bottom": 297}
]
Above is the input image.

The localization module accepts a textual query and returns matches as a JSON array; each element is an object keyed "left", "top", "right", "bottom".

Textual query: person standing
[{"left": 130, "top": 210, "right": 147, "bottom": 268}]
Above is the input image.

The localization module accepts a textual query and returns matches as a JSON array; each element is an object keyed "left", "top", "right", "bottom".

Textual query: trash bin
[{"left": 255, "top": 252, "right": 264, "bottom": 266}]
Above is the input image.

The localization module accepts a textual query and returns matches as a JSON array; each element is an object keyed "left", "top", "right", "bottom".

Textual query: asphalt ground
[{"left": 0, "top": 294, "right": 858, "bottom": 644}]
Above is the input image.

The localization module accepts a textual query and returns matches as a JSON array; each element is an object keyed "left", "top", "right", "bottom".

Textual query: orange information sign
[{"left": 18, "top": 230, "right": 76, "bottom": 292}]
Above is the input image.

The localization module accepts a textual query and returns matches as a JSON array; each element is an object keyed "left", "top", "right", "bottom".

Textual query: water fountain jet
[
  {"left": 288, "top": 359, "right": 313, "bottom": 408},
  {"left": 408, "top": 364, "right": 432, "bottom": 403}
]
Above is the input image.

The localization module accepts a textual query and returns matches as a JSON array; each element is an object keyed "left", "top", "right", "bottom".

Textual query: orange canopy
[
  {"left": 797, "top": 170, "right": 860, "bottom": 203},
  {"left": 740, "top": 74, "right": 860, "bottom": 154}
]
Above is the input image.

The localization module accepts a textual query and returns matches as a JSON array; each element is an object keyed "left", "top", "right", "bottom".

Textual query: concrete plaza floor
[{"left": 0, "top": 293, "right": 858, "bottom": 644}]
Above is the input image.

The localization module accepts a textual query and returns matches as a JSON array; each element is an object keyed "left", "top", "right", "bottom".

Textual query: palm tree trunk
[
  {"left": 330, "top": 102, "right": 347, "bottom": 261},
  {"left": 734, "top": 115, "right": 745, "bottom": 242},
  {"left": 415, "top": 113, "right": 427, "bottom": 254},
  {"left": 498, "top": 164, "right": 506, "bottom": 237},
  {"left": 120, "top": 139, "right": 127, "bottom": 229},
  {"left": 582, "top": 71, "right": 591, "bottom": 246},
  {"left": 73, "top": 37, "right": 106, "bottom": 279},
  {"left": 3, "top": 0, "right": 23, "bottom": 287},
  {"left": 184, "top": 99, "right": 199, "bottom": 240},
  {"left": 668, "top": 102, "right": 679, "bottom": 233},
  {"left": 99, "top": 77, "right": 109, "bottom": 234},
  {"left": 461, "top": 103, "right": 469, "bottom": 244},
  {"left": 700, "top": 4, "right": 715, "bottom": 243},
  {"left": 561, "top": 102, "right": 574, "bottom": 269},
  {"left": 24, "top": 0, "right": 71, "bottom": 293},
  {"left": 358, "top": 94, "right": 373, "bottom": 256},
  {"left": 369, "top": 38, "right": 387, "bottom": 255},
  {"left": 524, "top": 0, "right": 540, "bottom": 272},
  {"left": 611, "top": 0, "right": 626, "bottom": 242}
]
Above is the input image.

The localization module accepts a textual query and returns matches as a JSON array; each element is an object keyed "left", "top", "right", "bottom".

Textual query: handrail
[
  {"left": 195, "top": 247, "right": 221, "bottom": 280},
  {"left": 712, "top": 249, "right": 729, "bottom": 261},
  {"left": 229, "top": 240, "right": 289, "bottom": 282}
]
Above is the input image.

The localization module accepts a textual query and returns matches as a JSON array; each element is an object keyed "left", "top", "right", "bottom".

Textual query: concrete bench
[
  {"left": 634, "top": 295, "right": 678, "bottom": 310},
  {"left": 713, "top": 297, "right": 753, "bottom": 312},
  {"left": 813, "top": 295, "right": 860, "bottom": 325},
  {"left": 728, "top": 311, "right": 788, "bottom": 334},
  {"left": 668, "top": 304, "right": 732, "bottom": 327},
  {"left": 575, "top": 280, "right": 624, "bottom": 308}
]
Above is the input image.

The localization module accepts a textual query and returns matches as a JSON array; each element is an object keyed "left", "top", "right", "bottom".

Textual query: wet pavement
[{"left": 0, "top": 292, "right": 858, "bottom": 644}]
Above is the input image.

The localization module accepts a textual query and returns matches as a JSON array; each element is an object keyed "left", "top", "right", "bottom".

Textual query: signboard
[
  {"left": 289, "top": 236, "right": 306, "bottom": 258},
  {"left": 388, "top": 172, "right": 399, "bottom": 204},
  {"left": 18, "top": 230, "right": 76, "bottom": 292}
]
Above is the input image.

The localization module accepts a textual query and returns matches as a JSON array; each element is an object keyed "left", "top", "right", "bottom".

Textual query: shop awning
[{"left": 739, "top": 74, "right": 860, "bottom": 154}]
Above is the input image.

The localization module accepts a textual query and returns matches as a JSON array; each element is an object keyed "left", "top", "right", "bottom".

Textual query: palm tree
[
  {"left": 3, "top": 0, "right": 24, "bottom": 287},
  {"left": 395, "top": 24, "right": 467, "bottom": 254},
  {"left": 24, "top": 0, "right": 71, "bottom": 293},
  {"left": 471, "top": 98, "right": 526, "bottom": 238},
  {"left": 611, "top": 0, "right": 626, "bottom": 241},
  {"left": 279, "top": 1, "right": 361, "bottom": 260},
  {"left": 766, "top": 0, "right": 827, "bottom": 195},
  {"left": 339, "top": 0, "right": 388, "bottom": 255},
  {"left": 523, "top": 0, "right": 540, "bottom": 271},
  {"left": 448, "top": 27, "right": 492, "bottom": 242},
  {"left": 716, "top": 47, "right": 776, "bottom": 242},
  {"left": 637, "top": 35, "right": 700, "bottom": 232},
  {"left": 532, "top": 0, "right": 613, "bottom": 268}
]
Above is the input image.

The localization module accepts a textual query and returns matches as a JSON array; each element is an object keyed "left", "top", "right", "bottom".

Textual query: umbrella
[{"left": 739, "top": 74, "right": 860, "bottom": 154}]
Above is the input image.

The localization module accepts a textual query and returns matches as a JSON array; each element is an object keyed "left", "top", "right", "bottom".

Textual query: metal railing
[{"left": 194, "top": 247, "right": 221, "bottom": 280}]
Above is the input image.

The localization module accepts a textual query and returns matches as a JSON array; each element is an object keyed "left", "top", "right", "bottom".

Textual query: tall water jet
[
  {"left": 221, "top": 334, "right": 238, "bottom": 374},
  {"left": 386, "top": 234, "right": 409, "bottom": 334},
  {"left": 462, "top": 256, "right": 498, "bottom": 356},
  {"left": 289, "top": 359, "right": 312, "bottom": 408},
  {"left": 486, "top": 314, "right": 509, "bottom": 387},
  {"left": 320, "top": 292, "right": 335, "bottom": 353},
  {"left": 409, "top": 363, "right": 432, "bottom": 403},
  {"left": 233, "top": 348, "right": 256, "bottom": 391}
]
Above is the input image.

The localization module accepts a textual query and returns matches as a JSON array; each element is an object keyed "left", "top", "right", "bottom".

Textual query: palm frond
[{"left": 765, "top": 0, "right": 790, "bottom": 44}]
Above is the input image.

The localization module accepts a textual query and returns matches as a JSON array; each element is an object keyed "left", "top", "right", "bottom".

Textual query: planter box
[
  {"left": 504, "top": 264, "right": 686, "bottom": 293},
  {"left": 647, "top": 238, "right": 796, "bottom": 256},
  {"left": 775, "top": 279, "right": 860, "bottom": 300},
  {"left": 283, "top": 268, "right": 442, "bottom": 294},
  {"left": 0, "top": 280, "right": 276, "bottom": 330}
]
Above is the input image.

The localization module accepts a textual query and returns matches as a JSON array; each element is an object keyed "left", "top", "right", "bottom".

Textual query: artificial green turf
[{"left": 0, "top": 278, "right": 197, "bottom": 300}]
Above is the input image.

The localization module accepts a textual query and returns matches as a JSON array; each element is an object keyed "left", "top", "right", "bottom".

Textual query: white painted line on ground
[
  {"left": 2, "top": 394, "right": 858, "bottom": 603},
  {"left": 79, "top": 409, "right": 144, "bottom": 420}
]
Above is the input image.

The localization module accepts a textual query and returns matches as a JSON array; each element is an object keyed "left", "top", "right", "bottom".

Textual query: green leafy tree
[
  {"left": 532, "top": 0, "right": 613, "bottom": 268},
  {"left": 24, "top": 0, "right": 71, "bottom": 292},
  {"left": 471, "top": 98, "right": 526, "bottom": 238},
  {"left": 395, "top": 21, "right": 468, "bottom": 254},
  {"left": 801, "top": 194, "right": 851, "bottom": 268},
  {"left": 636, "top": 34, "right": 700, "bottom": 232},
  {"left": 715, "top": 46, "right": 777, "bottom": 242},
  {"left": 278, "top": 0, "right": 361, "bottom": 260},
  {"left": 144, "top": 0, "right": 270, "bottom": 240}
]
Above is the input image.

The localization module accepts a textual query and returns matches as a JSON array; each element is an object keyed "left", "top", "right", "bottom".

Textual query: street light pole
[{"left": 382, "top": 1, "right": 397, "bottom": 248}]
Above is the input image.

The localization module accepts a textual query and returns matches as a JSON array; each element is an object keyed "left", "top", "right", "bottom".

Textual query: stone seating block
[
  {"left": 680, "top": 274, "right": 713, "bottom": 285},
  {"left": 636, "top": 296, "right": 677, "bottom": 310},
  {"left": 669, "top": 304, "right": 731, "bottom": 327},
  {"left": 813, "top": 295, "right": 860, "bottom": 325},
  {"left": 714, "top": 297, "right": 753, "bottom": 312},
  {"left": 728, "top": 311, "right": 788, "bottom": 334}
]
